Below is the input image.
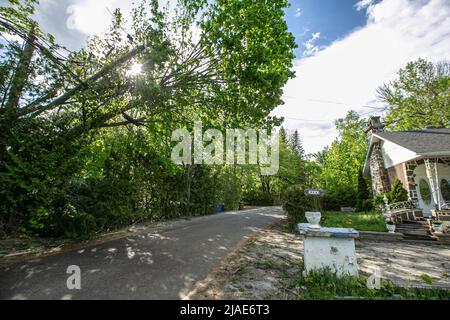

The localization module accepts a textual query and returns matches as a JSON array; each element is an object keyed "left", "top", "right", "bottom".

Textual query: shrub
[
  {"left": 372, "top": 179, "right": 408, "bottom": 210},
  {"left": 282, "top": 185, "right": 314, "bottom": 227},
  {"left": 356, "top": 171, "right": 372, "bottom": 212},
  {"left": 372, "top": 193, "right": 387, "bottom": 208},
  {"left": 322, "top": 189, "right": 358, "bottom": 211},
  {"left": 390, "top": 179, "right": 408, "bottom": 203}
]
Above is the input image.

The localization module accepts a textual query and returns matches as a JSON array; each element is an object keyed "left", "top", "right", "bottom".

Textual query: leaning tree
[{"left": 0, "top": 0, "right": 296, "bottom": 234}]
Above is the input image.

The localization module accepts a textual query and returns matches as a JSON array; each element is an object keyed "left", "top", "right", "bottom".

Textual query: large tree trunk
[{"left": 1, "top": 24, "right": 36, "bottom": 161}]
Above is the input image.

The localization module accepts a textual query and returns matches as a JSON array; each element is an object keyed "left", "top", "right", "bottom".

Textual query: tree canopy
[
  {"left": 0, "top": 0, "right": 297, "bottom": 238},
  {"left": 378, "top": 58, "right": 450, "bottom": 130}
]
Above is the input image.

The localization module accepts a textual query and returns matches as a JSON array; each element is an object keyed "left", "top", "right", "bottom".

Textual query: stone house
[{"left": 363, "top": 117, "right": 450, "bottom": 218}]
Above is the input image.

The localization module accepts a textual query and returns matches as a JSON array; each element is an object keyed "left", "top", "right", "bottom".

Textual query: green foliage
[
  {"left": 322, "top": 189, "right": 358, "bottom": 211},
  {"left": 372, "top": 193, "right": 387, "bottom": 208},
  {"left": 378, "top": 58, "right": 450, "bottom": 131},
  {"left": 420, "top": 274, "right": 433, "bottom": 285},
  {"left": 0, "top": 0, "right": 297, "bottom": 239},
  {"left": 216, "top": 166, "right": 241, "bottom": 211},
  {"left": 390, "top": 179, "right": 409, "bottom": 203},
  {"left": 290, "top": 130, "right": 305, "bottom": 159},
  {"left": 371, "top": 180, "right": 408, "bottom": 209},
  {"left": 320, "top": 211, "right": 386, "bottom": 232},
  {"left": 356, "top": 170, "right": 372, "bottom": 212},
  {"left": 282, "top": 185, "right": 314, "bottom": 227},
  {"left": 318, "top": 111, "right": 368, "bottom": 207},
  {"left": 295, "top": 267, "right": 450, "bottom": 300}
]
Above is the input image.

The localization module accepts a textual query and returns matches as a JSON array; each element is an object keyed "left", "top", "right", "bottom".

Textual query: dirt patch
[
  {"left": 188, "top": 224, "right": 450, "bottom": 300},
  {"left": 188, "top": 222, "right": 303, "bottom": 300}
]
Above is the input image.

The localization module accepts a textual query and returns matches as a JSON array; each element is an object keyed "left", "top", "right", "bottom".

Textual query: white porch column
[{"left": 425, "top": 158, "right": 442, "bottom": 211}]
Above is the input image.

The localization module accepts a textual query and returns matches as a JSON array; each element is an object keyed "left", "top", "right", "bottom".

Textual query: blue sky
[
  {"left": 285, "top": 0, "right": 369, "bottom": 58},
  {"left": 274, "top": 0, "right": 450, "bottom": 153}
]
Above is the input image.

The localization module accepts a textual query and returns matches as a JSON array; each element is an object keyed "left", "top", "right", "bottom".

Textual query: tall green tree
[
  {"left": 321, "top": 111, "right": 368, "bottom": 194},
  {"left": 356, "top": 170, "right": 371, "bottom": 212},
  {"left": 378, "top": 58, "right": 450, "bottom": 130},
  {"left": 290, "top": 130, "right": 305, "bottom": 159},
  {"left": 279, "top": 126, "right": 288, "bottom": 143}
]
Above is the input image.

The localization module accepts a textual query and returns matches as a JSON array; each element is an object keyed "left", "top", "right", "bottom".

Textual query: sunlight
[{"left": 127, "top": 63, "right": 143, "bottom": 76}]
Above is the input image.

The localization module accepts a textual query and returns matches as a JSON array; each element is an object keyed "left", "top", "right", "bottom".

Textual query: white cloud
[
  {"left": 274, "top": 0, "right": 450, "bottom": 154},
  {"left": 303, "top": 32, "right": 322, "bottom": 57},
  {"left": 294, "top": 8, "right": 302, "bottom": 17},
  {"left": 355, "top": 0, "right": 375, "bottom": 11},
  {"left": 32, "top": 0, "right": 173, "bottom": 50},
  {"left": 65, "top": 0, "right": 120, "bottom": 35}
]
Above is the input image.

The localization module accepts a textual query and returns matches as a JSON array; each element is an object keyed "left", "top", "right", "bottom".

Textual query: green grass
[
  {"left": 320, "top": 211, "right": 386, "bottom": 232},
  {"left": 293, "top": 267, "right": 450, "bottom": 300},
  {"left": 420, "top": 274, "right": 434, "bottom": 285}
]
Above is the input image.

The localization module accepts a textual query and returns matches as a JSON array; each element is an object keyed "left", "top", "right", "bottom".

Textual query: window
[
  {"left": 441, "top": 179, "right": 450, "bottom": 202},
  {"left": 419, "top": 179, "right": 432, "bottom": 205}
]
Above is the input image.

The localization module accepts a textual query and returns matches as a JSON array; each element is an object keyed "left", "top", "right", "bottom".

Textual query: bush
[
  {"left": 282, "top": 185, "right": 314, "bottom": 227},
  {"left": 356, "top": 171, "right": 372, "bottom": 212},
  {"left": 390, "top": 179, "right": 408, "bottom": 203},
  {"left": 322, "top": 189, "right": 358, "bottom": 211},
  {"left": 372, "top": 179, "right": 409, "bottom": 210},
  {"left": 372, "top": 193, "right": 387, "bottom": 208}
]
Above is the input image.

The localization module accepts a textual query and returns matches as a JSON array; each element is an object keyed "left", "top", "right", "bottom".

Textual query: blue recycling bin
[{"left": 215, "top": 204, "right": 225, "bottom": 213}]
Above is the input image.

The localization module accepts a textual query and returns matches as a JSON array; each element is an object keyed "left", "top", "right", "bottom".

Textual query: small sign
[{"left": 304, "top": 189, "right": 324, "bottom": 197}]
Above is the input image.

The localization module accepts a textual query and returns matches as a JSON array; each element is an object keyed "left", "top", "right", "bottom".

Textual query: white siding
[{"left": 380, "top": 140, "right": 418, "bottom": 168}]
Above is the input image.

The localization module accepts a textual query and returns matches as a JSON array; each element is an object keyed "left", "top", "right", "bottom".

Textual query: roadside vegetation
[{"left": 293, "top": 267, "right": 450, "bottom": 300}]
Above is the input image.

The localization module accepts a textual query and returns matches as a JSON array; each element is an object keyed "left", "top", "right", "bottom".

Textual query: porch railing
[{"left": 388, "top": 200, "right": 419, "bottom": 212}]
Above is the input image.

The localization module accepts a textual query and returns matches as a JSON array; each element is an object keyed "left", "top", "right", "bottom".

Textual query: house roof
[
  {"left": 374, "top": 128, "right": 450, "bottom": 154},
  {"left": 363, "top": 128, "right": 450, "bottom": 176}
]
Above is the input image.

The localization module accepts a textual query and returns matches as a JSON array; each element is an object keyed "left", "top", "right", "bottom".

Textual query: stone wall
[
  {"left": 404, "top": 157, "right": 450, "bottom": 202},
  {"left": 405, "top": 160, "right": 420, "bottom": 202},
  {"left": 369, "top": 142, "right": 390, "bottom": 195}
]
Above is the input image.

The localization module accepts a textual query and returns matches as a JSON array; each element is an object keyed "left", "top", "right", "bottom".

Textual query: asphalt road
[{"left": 0, "top": 207, "right": 285, "bottom": 300}]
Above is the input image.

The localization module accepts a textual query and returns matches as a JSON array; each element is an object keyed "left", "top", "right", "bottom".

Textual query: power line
[
  {"left": 105, "top": 7, "right": 136, "bottom": 45},
  {"left": 308, "top": 99, "right": 346, "bottom": 105},
  {"left": 283, "top": 116, "right": 333, "bottom": 123}
]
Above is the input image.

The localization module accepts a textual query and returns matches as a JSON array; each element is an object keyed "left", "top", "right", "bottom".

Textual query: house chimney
[{"left": 365, "top": 116, "right": 384, "bottom": 139}]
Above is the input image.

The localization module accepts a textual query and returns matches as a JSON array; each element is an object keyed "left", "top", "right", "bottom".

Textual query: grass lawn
[{"left": 320, "top": 211, "right": 386, "bottom": 232}]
